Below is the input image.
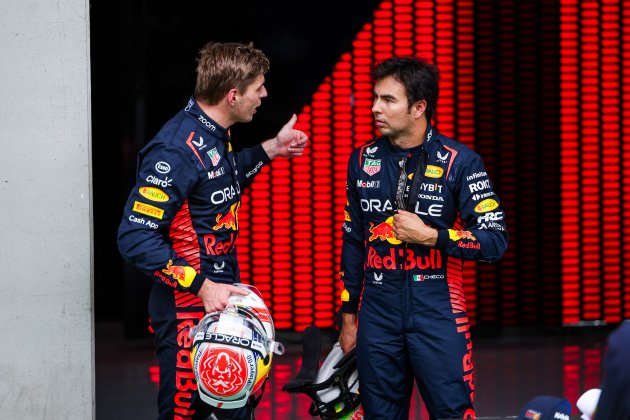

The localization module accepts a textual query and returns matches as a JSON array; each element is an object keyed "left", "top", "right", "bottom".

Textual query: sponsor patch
[
  {"left": 424, "top": 165, "right": 444, "bottom": 178},
  {"left": 368, "top": 216, "right": 401, "bottom": 244},
  {"left": 448, "top": 229, "right": 477, "bottom": 242},
  {"left": 192, "top": 136, "right": 206, "bottom": 150},
  {"left": 413, "top": 274, "right": 445, "bottom": 281},
  {"left": 162, "top": 260, "right": 196, "bottom": 288},
  {"left": 133, "top": 201, "right": 164, "bottom": 219},
  {"left": 356, "top": 179, "right": 380, "bottom": 188},
  {"left": 139, "top": 186, "right": 170, "bottom": 202},
  {"left": 466, "top": 171, "right": 487, "bottom": 181},
  {"left": 207, "top": 147, "right": 221, "bottom": 166},
  {"left": 474, "top": 199, "right": 499, "bottom": 213},
  {"left": 128, "top": 214, "right": 158, "bottom": 229},
  {"left": 208, "top": 167, "right": 226, "bottom": 179},
  {"left": 436, "top": 150, "right": 449, "bottom": 163},
  {"left": 363, "top": 159, "right": 381, "bottom": 176},
  {"left": 341, "top": 289, "right": 350, "bottom": 302},
  {"left": 523, "top": 409, "right": 542, "bottom": 420},
  {"left": 155, "top": 161, "right": 171, "bottom": 174},
  {"left": 146, "top": 175, "right": 173, "bottom": 188},
  {"left": 246, "top": 161, "right": 263, "bottom": 178}
]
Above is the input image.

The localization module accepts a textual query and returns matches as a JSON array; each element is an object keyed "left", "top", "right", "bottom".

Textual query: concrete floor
[{"left": 96, "top": 322, "right": 609, "bottom": 419}]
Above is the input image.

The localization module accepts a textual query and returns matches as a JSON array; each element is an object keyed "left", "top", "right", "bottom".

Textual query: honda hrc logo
[{"left": 477, "top": 211, "right": 503, "bottom": 223}]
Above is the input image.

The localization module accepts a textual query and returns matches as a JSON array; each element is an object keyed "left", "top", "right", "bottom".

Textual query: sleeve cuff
[
  {"left": 188, "top": 273, "right": 205, "bottom": 295},
  {"left": 341, "top": 301, "right": 360, "bottom": 314},
  {"left": 435, "top": 229, "right": 449, "bottom": 250},
  {"left": 253, "top": 143, "right": 272, "bottom": 165}
]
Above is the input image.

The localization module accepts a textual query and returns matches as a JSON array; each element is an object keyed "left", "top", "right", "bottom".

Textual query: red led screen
[
  {"left": 560, "top": 0, "right": 629, "bottom": 324},
  {"left": 237, "top": 0, "right": 630, "bottom": 330},
  {"left": 238, "top": 0, "right": 477, "bottom": 331}
]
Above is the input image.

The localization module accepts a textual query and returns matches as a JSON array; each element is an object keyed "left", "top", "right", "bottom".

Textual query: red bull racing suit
[
  {"left": 340, "top": 127, "right": 508, "bottom": 419},
  {"left": 118, "top": 97, "right": 270, "bottom": 419}
]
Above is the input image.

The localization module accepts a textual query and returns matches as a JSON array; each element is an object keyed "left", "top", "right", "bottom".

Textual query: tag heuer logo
[
  {"left": 207, "top": 147, "right": 221, "bottom": 166},
  {"left": 363, "top": 159, "right": 381, "bottom": 176}
]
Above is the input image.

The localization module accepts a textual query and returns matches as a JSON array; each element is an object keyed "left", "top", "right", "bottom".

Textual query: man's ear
[
  {"left": 414, "top": 100, "right": 427, "bottom": 119},
  {"left": 227, "top": 88, "right": 239, "bottom": 106}
]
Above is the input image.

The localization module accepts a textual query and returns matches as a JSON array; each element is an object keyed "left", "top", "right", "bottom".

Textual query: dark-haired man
[{"left": 339, "top": 56, "right": 508, "bottom": 419}]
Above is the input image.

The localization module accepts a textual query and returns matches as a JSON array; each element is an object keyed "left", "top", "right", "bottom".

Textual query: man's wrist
[
  {"left": 341, "top": 312, "right": 357, "bottom": 326},
  {"left": 422, "top": 228, "right": 438, "bottom": 247},
  {"left": 262, "top": 137, "right": 279, "bottom": 160}
]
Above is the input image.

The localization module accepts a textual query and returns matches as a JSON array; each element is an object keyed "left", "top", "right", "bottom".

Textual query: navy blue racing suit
[
  {"left": 340, "top": 127, "right": 508, "bottom": 419},
  {"left": 118, "top": 97, "right": 270, "bottom": 419}
]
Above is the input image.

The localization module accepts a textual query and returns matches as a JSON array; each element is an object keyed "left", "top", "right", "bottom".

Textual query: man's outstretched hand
[{"left": 263, "top": 114, "right": 308, "bottom": 159}]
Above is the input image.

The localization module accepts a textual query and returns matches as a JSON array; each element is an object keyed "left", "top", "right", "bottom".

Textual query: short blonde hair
[{"left": 194, "top": 42, "right": 270, "bottom": 105}]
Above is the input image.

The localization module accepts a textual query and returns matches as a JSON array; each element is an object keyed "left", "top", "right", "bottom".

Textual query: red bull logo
[
  {"left": 368, "top": 217, "right": 401, "bottom": 244},
  {"left": 162, "top": 259, "right": 196, "bottom": 288},
  {"left": 367, "top": 247, "right": 442, "bottom": 270},
  {"left": 458, "top": 242, "right": 481, "bottom": 250},
  {"left": 204, "top": 233, "right": 236, "bottom": 256},
  {"left": 172, "top": 310, "right": 204, "bottom": 418},
  {"left": 213, "top": 202, "right": 239, "bottom": 231},
  {"left": 448, "top": 229, "right": 477, "bottom": 242}
]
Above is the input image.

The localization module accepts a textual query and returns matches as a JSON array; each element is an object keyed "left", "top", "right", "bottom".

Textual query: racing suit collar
[
  {"left": 384, "top": 124, "right": 434, "bottom": 156},
  {"left": 184, "top": 96, "right": 230, "bottom": 140}
]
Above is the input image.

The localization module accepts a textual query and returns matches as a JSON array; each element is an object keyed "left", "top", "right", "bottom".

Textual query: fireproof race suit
[
  {"left": 340, "top": 126, "right": 508, "bottom": 419},
  {"left": 118, "top": 97, "right": 270, "bottom": 420}
]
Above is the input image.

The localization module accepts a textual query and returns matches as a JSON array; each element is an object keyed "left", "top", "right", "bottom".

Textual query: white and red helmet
[{"left": 190, "top": 284, "right": 284, "bottom": 409}]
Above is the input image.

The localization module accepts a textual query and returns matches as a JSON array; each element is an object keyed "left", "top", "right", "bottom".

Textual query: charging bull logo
[
  {"left": 448, "top": 229, "right": 481, "bottom": 250},
  {"left": 162, "top": 259, "right": 196, "bottom": 288},
  {"left": 448, "top": 229, "right": 477, "bottom": 241},
  {"left": 368, "top": 216, "right": 401, "bottom": 244},
  {"left": 198, "top": 347, "right": 247, "bottom": 397},
  {"left": 213, "top": 202, "right": 239, "bottom": 231}
]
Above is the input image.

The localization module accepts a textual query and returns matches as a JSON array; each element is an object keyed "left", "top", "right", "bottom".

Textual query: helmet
[
  {"left": 283, "top": 324, "right": 363, "bottom": 420},
  {"left": 190, "top": 284, "right": 284, "bottom": 409},
  {"left": 311, "top": 342, "right": 363, "bottom": 419}
]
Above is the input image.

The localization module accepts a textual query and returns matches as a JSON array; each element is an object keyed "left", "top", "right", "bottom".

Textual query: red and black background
[{"left": 92, "top": 1, "right": 630, "bottom": 336}]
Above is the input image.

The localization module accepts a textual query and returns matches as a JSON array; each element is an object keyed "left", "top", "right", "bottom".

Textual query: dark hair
[
  {"left": 372, "top": 57, "right": 439, "bottom": 121},
  {"left": 194, "top": 42, "right": 270, "bottom": 105}
]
